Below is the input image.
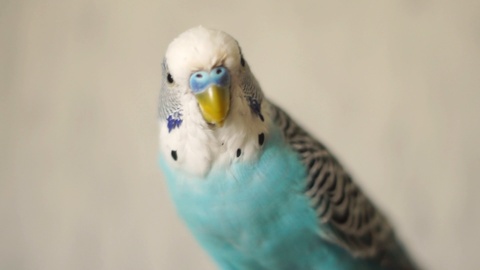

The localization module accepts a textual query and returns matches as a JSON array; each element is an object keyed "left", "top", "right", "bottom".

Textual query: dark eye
[
  {"left": 167, "top": 73, "right": 174, "bottom": 84},
  {"left": 240, "top": 56, "right": 245, "bottom": 67}
]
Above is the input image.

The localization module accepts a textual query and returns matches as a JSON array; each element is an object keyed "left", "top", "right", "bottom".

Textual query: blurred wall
[{"left": 1, "top": 1, "right": 479, "bottom": 269}]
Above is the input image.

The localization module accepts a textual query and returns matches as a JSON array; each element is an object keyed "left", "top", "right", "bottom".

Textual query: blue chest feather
[{"left": 159, "top": 128, "right": 383, "bottom": 270}]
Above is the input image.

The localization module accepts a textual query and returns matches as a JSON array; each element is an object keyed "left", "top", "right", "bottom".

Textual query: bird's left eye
[
  {"left": 167, "top": 73, "right": 174, "bottom": 84},
  {"left": 240, "top": 56, "right": 245, "bottom": 67}
]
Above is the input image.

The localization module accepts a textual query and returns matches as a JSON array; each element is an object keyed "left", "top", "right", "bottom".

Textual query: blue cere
[
  {"left": 189, "top": 66, "right": 231, "bottom": 93},
  {"left": 189, "top": 71, "right": 209, "bottom": 93},
  {"left": 210, "top": 66, "right": 230, "bottom": 87}
]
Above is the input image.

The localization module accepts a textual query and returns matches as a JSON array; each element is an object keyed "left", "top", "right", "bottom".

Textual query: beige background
[{"left": 1, "top": 1, "right": 479, "bottom": 269}]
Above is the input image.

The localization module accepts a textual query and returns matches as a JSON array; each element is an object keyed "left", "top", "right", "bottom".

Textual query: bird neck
[{"left": 159, "top": 96, "right": 272, "bottom": 177}]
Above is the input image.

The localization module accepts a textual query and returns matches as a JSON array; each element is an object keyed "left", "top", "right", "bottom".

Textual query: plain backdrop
[{"left": 1, "top": 1, "right": 479, "bottom": 269}]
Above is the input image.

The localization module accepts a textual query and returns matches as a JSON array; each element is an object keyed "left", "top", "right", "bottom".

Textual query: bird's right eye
[{"left": 167, "top": 73, "right": 174, "bottom": 84}]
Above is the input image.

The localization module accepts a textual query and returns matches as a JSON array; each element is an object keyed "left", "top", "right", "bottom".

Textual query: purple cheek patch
[{"left": 167, "top": 112, "right": 183, "bottom": 132}]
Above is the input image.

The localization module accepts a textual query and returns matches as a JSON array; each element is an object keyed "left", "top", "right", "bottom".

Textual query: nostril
[
  {"left": 209, "top": 67, "right": 230, "bottom": 86},
  {"left": 189, "top": 71, "right": 209, "bottom": 93}
]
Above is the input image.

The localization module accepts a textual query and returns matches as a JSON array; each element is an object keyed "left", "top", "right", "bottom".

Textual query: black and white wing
[{"left": 272, "top": 105, "right": 395, "bottom": 258}]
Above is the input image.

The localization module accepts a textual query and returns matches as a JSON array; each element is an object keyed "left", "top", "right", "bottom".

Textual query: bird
[{"left": 158, "top": 26, "right": 417, "bottom": 270}]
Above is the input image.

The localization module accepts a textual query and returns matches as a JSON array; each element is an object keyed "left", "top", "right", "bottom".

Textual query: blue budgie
[{"left": 158, "top": 26, "right": 417, "bottom": 270}]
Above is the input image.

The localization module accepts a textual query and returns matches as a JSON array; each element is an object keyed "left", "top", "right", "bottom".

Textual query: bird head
[
  {"left": 159, "top": 26, "right": 268, "bottom": 175},
  {"left": 159, "top": 26, "right": 264, "bottom": 129}
]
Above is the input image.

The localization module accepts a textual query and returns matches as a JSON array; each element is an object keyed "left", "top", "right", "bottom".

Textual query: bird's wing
[{"left": 271, "top": 104, "right": 394, "bottom": 258}]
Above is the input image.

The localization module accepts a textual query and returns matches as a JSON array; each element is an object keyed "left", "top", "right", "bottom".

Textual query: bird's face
[
  {"left": 159, "top": 26, "right": 267, "bottom": 176},
  {"left": 160, "top": 26, "right": 245, "bottom": 128}
]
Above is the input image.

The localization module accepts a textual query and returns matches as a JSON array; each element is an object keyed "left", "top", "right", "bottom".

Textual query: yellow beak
[{"left": 194, "top": 85, "right": 230, "bottom": 127}]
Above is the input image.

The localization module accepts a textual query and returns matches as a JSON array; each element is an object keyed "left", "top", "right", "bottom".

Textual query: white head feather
[{"left": 166, "top": 26, "right": 241, "bottom": 89}]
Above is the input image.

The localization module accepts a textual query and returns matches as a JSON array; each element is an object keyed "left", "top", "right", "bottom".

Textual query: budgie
[{"left": 158, "top": 26, "right": 417, "bottom": 270}]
